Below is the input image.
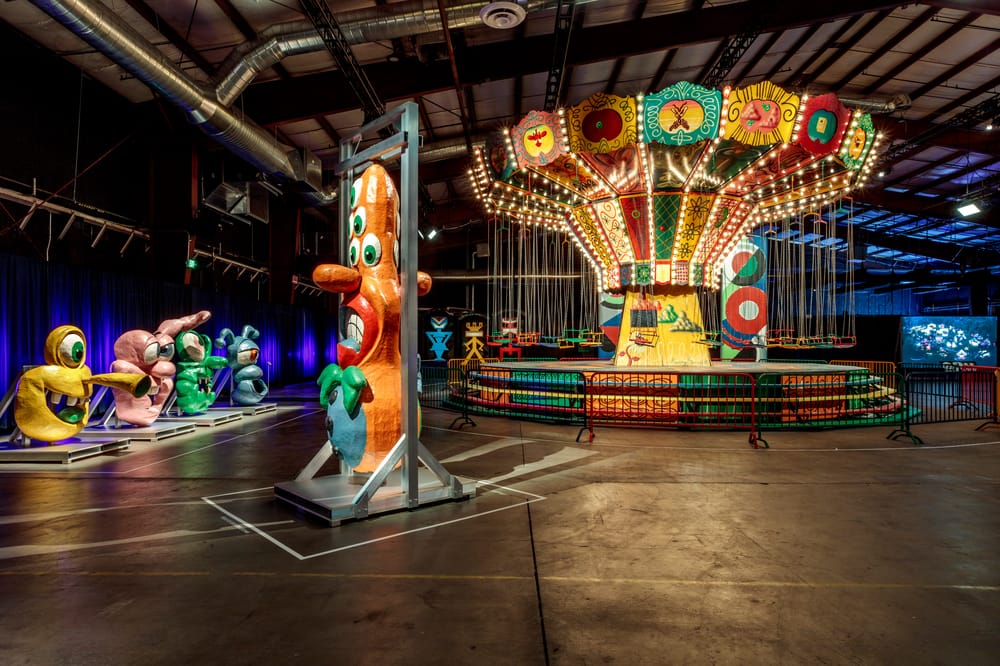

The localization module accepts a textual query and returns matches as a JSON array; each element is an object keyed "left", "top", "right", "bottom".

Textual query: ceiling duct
[
  {"left": 203, "top": 181, "right": 270, "bottom": 225},
  {"left": 836, "top": 93, "right": 912, "bottom": 115},
  {"left": 215, "top": 1, "right": 558, "bottom": 106},
  {"left": 28, "top": 0, "right": 331, "bottom": 200}
]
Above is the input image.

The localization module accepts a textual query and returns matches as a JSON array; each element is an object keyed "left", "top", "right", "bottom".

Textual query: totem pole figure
[
  {"left": 313, "top": 163, "right": 432, "bottom": 473},
  {"left": 215, "top": 325, "right": 268, "bottom": 405},
  {"left": 174, "top": 329, "right": 227, "bottom": 414},
  {"left": 110, "top": 311, "right": 212, "bottom": 426},
  {"left": 424, "top": 313, "right": 452, "bottom": 361},
  {"left": 14, "top": 325, "right": 151, "bottom": 442}
]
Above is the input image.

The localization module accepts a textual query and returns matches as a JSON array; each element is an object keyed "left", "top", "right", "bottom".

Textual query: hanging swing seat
[
  {"left": 767, "top": 329, "right": 795, "bottom": 347},
  {"left": 487, "top": 332, "right": 513, "bottom": 347},
  {"left": 630, "top": 327, "right": 659, "bottom": 346},
  {"left": 829, "top": 335, "right": 856, "bottom": 349},
  {"left": 516, "top": 331, "right": 540, "bottom": 346},
  {"left": 580, "top": 330, "right": 603, "bottom": 347},
  {"left": 806, "top": 336, "right": 834, "bottom": 349},
  {"left": 538, "top": 336, "right": 562, "bottom": 348},
  {"left": 695, "top": 331, "right": 722, "bottom": 347}
]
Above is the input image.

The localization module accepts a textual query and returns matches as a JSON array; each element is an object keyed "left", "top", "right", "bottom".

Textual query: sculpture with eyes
[
  {"left": 174, "top": 328, "right": 228, "bottom": 414},
  {"left": 214, "top": 325, "right": 268, "bottom": 406},
  {"left": 110, "top": 311, "right": 212, "bottom": 426},
  {"left": 13, "top": 326, "right": 151, "bottom": 442},
  {"left": 312, "top": 163, "right": 432, "bottom": 472}
]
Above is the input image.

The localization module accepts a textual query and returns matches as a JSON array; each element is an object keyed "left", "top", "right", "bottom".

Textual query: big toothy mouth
[
  {"left": 342, "top": 308, "right": 365, "bottom": 348},
  {"left": 46, "top": 391, "right": 88, "bottom": 424},
  {"left": 338, "top": 293, "right": 378, "bottom": 367}
]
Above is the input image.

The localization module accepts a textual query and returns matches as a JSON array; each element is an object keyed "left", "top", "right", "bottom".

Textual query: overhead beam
[
  {"left": 239, "top": 0, "right": 900, "bottom": 124},
  {"left": 848, "top": 224, "right": 1000, "bottom": 269},
  {"left": 856, "top": 189, "right": 1000, "bottom": 231},
  {"left": 123, "top": 0, "right": 215, "bottom": 75}
]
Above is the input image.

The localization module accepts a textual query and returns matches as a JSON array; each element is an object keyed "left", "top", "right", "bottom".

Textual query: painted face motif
[
  {"left": 14, "top": 326, "right": 150, "bottom": 441},
  {"left": 739, "top": 99, "right": 780, "bottom": 133},
  {"left": 314, "top": 164, "right": 432, "bottom": 369},
  {"left": 848, "top": 127, "right": 868, "bottom": 159}
]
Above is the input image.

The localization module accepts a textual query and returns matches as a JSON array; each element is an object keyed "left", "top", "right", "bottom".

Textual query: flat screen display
[{"left": 900, "top": 316, "right": 997, "bottom": 366}]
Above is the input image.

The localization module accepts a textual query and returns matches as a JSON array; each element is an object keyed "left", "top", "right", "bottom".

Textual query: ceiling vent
[{"left": 480, "top": 2, "right": 527, "bottom": 29}]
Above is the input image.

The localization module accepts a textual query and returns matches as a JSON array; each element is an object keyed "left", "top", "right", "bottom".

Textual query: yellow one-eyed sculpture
[{"left": 14, "top": 325, "right": 151, "bottom": 442}]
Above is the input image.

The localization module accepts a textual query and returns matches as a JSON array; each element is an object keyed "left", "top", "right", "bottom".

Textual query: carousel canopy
[{"left": 470, "top": 81, "right": 882, "bottom": 293}]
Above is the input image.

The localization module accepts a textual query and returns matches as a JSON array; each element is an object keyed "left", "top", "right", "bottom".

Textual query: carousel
[{"left": 453, "top": 80, "right": 902, "bottom": 431}]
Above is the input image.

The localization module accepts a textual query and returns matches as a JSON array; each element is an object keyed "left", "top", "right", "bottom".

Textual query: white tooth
[
  {"left": 66, "top": 396, "right": 79, "bottom": 407},
  {"left": 148, "top": 385, "right": 160, "bottom": 395},
  {"left": 50, "top": 392, "right": 64, "bottom": 405}
]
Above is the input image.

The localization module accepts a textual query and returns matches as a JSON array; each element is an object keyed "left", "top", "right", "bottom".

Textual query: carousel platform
[{"left": 444, "top": 359, "right": 905, "bottom": 437}]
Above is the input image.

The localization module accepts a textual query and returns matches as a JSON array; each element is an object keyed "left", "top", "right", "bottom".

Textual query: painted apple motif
[{"left": 582, "top": 108, "right": 623, "bottom": 143}]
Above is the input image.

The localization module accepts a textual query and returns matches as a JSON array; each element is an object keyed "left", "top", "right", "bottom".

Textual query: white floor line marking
[
  {"left": 199, "top": 479, "right": 546, "bottom": 561},
  {"left": 440, "top": 437, "right": 533, "bottom": 463},
  {"left": 298, "top": 497, "right": 545, "bottom": 560},
  {"left": 119, "top": 409, "right": 324, "bottom": 474},
  {"left": 201, "top": 496, "right": 306, "bottom": 560},
  {"left": 476, "top": 479, "right": 547, "bottom": 501}
]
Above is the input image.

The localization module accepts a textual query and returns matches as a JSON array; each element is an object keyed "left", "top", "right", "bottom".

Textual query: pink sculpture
[{"left": 110, "top": 311, "right": 212, "bottom": 426}]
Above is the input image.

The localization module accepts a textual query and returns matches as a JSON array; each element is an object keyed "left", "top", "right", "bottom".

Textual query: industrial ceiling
[{"left": 1, "top": 0, "right": 998, "bottom": 299}]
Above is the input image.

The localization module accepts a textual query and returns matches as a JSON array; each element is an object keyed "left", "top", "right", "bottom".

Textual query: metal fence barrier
[
  {"left": 421, "top": 359, "right": 999, "bottom": 448},
  {"left": 582, "top": 370, "right": 761, "bottom": 447},
  {"left": 889, "top": 365, "right": 999, "bottom": 445}
]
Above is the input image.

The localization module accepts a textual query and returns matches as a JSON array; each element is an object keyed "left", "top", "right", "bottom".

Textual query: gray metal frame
[{"left": 274, "top": 102, "right": 474, "bottom": 525}]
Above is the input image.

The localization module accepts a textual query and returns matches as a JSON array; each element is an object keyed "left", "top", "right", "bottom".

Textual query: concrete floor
[{"left": 0, "top": 402, "right": 998, "bottom": 665}]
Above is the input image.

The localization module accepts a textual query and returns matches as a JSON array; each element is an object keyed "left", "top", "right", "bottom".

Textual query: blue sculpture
[
  {"left": 317, "top": 362, "right": 368, "bottom": 469},
  {"left": 214, "top": 325, "right": 269, "bottom": 406}
]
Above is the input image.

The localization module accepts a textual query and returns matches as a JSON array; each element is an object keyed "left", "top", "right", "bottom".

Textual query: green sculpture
[{"left": 174, "top": 329, "right": 227, "bottom": 414}]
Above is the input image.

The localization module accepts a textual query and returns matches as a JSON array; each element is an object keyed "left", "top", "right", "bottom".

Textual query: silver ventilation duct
[
  {"left": 27, "top": 0, "right": 552, "bottom": 199},
  {"left": 215, "top": 0, "right": 560, "bottom": 106},
  {"left": 837, "top": 93, "right": 912, "bottom": 115},
  {"left": 30, "top": 0, "right": 301, "bottom": 182}
]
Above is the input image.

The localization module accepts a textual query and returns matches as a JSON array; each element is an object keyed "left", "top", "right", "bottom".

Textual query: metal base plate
[
  {"left": 0, "top": 437, "right": 130, "bottom": 463},
  {"left": 161, "top": 410, "right": 243, "bottom": 427},
  {"left": 239, "top": 402, "right": 277, "bottom": 416},
  {"left": 275, "top": 468, "right": 476, "bottom": 526},
  {"left": 76, "top": 420, "right": 197, "bottom": 441}
]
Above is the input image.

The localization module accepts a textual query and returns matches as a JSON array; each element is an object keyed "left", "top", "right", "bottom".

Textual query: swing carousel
[{"left": 460, "top": 80, "right": 902, "bottom": 428}]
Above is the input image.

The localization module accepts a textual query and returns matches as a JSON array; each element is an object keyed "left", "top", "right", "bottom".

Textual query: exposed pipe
[
  {"left": 27, "top": 0, "right": 550, "bottom": 198},
  {"left": 837, "top": 93, "right": 912, "bottom": 115},
  {"left": 214, "top": 1, "right": 560, "bottom": 106},
  {"left": 31, "top": 0, "right": 300, "bottom": 181}
]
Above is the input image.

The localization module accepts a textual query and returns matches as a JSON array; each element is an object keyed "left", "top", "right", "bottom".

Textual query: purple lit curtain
[{"left": 1, "top": 253, "right": 334, "bottom": 397}]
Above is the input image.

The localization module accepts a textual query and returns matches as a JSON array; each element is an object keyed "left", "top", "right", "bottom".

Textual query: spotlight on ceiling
[
  {"left": 957, "top": 201, "right": 982, "bottom": 217},
  {"left": 425, "top": 226, "right": 439, "bottom": 240}
]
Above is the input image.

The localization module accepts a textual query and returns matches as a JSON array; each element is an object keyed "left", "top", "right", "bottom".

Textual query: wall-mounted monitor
[{"left": 900, "top": 316, "right": 997, "bottom": 366}]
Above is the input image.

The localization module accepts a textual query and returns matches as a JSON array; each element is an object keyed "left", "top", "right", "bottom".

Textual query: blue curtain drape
[{"left": 1, "top": 253, "right": 335, "bottom": 393}]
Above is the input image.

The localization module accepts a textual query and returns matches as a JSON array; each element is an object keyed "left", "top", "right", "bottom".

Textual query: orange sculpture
[{"left": 313, "top": 164, "right": 432, "bottom": 473}]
